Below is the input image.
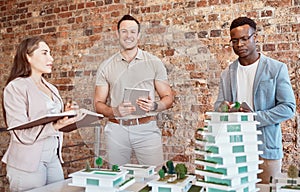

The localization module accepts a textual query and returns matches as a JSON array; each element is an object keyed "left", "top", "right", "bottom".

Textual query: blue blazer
[{"left": 214, "top": 54, "right": 296, "bottom": 159}]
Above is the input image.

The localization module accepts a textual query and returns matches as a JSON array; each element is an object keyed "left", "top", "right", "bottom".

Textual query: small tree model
[
  {"left": 158, "top": 169, "right": 165, "bottom": 179},
  {"left": 95, "top": 157, "right": 103, "bottom": 168},
  {"left": 175, "top": 163, "right": 187, "bottom": 179},
  {"left": 85, "top": 160, "right": 92, "bottom": 172},
  {"left": 112, "top": 164, "right": 119, "bottom": 171},
  {"left": 287, "top": 165, "right": 299, "bottom": 186},
  {"left": 166, "top": 160, "right": 175, "bottom": 174},
  {"left": 220, "top": 101, "right": 241, "bottom": 112}
]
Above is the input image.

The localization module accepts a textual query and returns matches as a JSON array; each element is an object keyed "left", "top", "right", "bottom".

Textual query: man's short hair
[
  {"left": 230, "top": 17, "right": 257, "bottom": 31},
  {"left": 117, "top": 15, "right": 140, "bottom": 32}
]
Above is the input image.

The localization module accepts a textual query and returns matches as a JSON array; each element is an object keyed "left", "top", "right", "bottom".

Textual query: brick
[
  {"left": 43, "top": 14, "right": 56, "bottom": 21},
  {"left": 86, "top": 2, "right": 95, "bottom": 8},
  {"left": 26, "top": 12, "right": 32, "bottom": 18},
  {"left": 20, "top": 14, "right": 26, "bottom": 19},
  {"left": 187, "top": 1, "right": 196, "bottom": 8},
  {"left": 25, "top": 24, "right": 31, "bottom": 30},
  {"left": 69, "top": 4, "right": 76, "bottom": 11},
  {"left": 105, "top": 0, "right": 112, "bottom": 5},
  {"left": 107, "top": 4, "right": 125, "bottom": 12},
  {"left": 263, "top": 44, "right": 276, "bottom": 51},
  {"left": 278, "top": 43, "right": 290, "bottom": 51},
  {"left": 76, "top": 16, "right": 83, "bottom": 23},
  {"left": 96, "top": 1, "right": 104, "bottom": 6},
  {"left": 77, "top": 3, "right": 84, "bottom": 9},
  {"left": 39, "top": 22, "right": 45, "bottom": 28},
  {"left": 162, "top": 4, "right": 172, "bottom": 11},
  {"left": 150, "top": 5, "right": 160, "bottom": 12},
  {"left": 163, "top": 49, "right": 175, "bottom": 56},
  {"left": 141, "top": 7, "right": 150, "bottom": 13},
  {"left": 16, "top": 7, "right": 27, "bottom": 14},
  {"left": 16, "top": 20, "right": 27, "bottom": 25},
  {"left": 190, "top": 71, "right": 207, "bottom": 79},
  {"left": 198, "top": 31, "right": 208, "bottom": 38},
  {"left": 6, "top": 28, "right": 12, "bottom": 33},
  {"left": 197, "top": 1, "right": 207, "bottom": 7},
  {"left": 261, "top": 10, "right": 273, "bottom": 17},
  {"left": 46, "top": 8, "right": 53, "bottom": 14},
  {"left": 43, "top": 27, "right": 56, "bottom": 33},
  {"left": 265, "top": 0, "right": 291, "bottom": 7},
  {"left": 46, "top": 21, "right": 53, "bottom": 27},
  {"left": 111, "top": 11, "right": 120, "bottom": 17},
  {"left": 68, "top": 17, "right": 75, "bottom": 24},
  {"left": 210, "top": 29, "right": 221, "bottom": 37},
  {"left": 61, "top": 6, "right": 68, "bottom": 12},
  {"left": 208, "top": 14, "right": 219, "bottom": 21},
  {"left": 54, "top": 7, "right": 60, "bottom": 13},
  {"left": 292, "top": 23, "right": 300, "bottom": 32},
  {"left": 221, "top": 0, "right": 231, "bottom": 4},
  {"left": 185, "top": 64, "right": 195, "bottom": 71},
  {"left": 29, "top": 29, "right": 42, "bottom": 35},
  {"left": 58, "top": 12, "right": 72, "bottom": 18},
  {"left": 209, "top": 0, "right": 219, "bottom": 5},
  {"left": 184, "top": 32, "right": 196, "bottom": 39}
]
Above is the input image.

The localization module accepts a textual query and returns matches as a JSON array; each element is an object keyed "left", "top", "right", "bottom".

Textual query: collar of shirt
[{"left": 116, "top": 48, "right": 144, "bottom": 62}]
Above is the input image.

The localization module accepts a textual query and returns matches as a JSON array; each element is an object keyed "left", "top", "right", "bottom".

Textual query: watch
[{"left": 152, "top": 102, "right": 158, "bottom": 111}]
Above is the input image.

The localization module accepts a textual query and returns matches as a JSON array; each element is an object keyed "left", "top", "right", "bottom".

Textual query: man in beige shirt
[{"left": 94, "top": 15, "right": 174, "bottom": 166}]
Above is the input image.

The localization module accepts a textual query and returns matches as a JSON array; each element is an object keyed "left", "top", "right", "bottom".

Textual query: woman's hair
[{"left": 6, "top": 36, "right": 46, "bottom": 85}]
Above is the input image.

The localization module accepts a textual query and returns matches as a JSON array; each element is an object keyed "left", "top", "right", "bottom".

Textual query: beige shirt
[
  {"left": 2, "top": 77, "right": 64, "bottom": 172},
  {"left": 96, "top": 48, "right": 169, "bottom": 108}
]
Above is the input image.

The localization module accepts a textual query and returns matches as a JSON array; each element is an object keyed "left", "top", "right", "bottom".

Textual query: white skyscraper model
[{"left": 195, "top": 112, "right": 263, "bottom": 192}]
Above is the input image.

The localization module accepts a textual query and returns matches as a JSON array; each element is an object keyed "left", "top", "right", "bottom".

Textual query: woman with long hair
[{"left": 2, "top": 36, "right": 76, "bottom": 191}]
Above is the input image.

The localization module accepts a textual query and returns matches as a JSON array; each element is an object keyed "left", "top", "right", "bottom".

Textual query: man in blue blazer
[{"left": 214, "top": 17, "right": 296, "bottom": 184}]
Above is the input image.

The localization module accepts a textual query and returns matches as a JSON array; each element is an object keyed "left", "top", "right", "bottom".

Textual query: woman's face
[{"left": 27, "top": 41, "right": 54, "bottom": 75}]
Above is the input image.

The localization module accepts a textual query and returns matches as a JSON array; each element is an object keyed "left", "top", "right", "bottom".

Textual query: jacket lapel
[
  {"left": 229, "top": 61, "right": 239, "bottom": 102},
  {"left": 253, "top": 54, "right": 266, "bottom": 97}
]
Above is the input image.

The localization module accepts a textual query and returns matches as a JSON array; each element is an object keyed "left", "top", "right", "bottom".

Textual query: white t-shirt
[{"left": 237, "top": 59, "right": 259, "bottom": 109}]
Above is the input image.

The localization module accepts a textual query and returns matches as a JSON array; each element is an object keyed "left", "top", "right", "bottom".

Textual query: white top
[{"left": 237, "top": 59, "right": 259, "bottom": 109}]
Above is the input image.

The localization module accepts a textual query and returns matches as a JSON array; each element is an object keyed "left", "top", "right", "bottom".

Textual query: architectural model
[
  {"left": 195, "top": 112, "right": 263, "bottom": 192},
  {"left": 68, "top": 168, "right": 135, "bottom": 192},
  {"left": 120, "top": 164, "right": 155, "bottom": 179},
  {"left": 270, "top": 174, "right": 300, "bottom": 191},
  {"left": 146, "top": 160, "right": 198, "bottom": 192},
  {"left": 147, "top": 174, "right": 196, "bottom": 192}
]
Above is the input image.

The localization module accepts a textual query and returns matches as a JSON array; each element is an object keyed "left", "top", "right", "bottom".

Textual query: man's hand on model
[{"left": 218, "top": 101, "right": 252, "bottom": 112}]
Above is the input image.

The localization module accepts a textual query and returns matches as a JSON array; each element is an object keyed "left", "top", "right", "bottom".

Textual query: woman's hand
[
  {"left": 53, "top": 116, "right": 76, "bottom": 131},
  {"left": 65, "top": 99, "right": 79, "bottom": 111}
]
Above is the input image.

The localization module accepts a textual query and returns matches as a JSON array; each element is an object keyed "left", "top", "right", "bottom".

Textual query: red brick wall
[{"left": 1, "top": 0, "right": 300, "bottom": 191}]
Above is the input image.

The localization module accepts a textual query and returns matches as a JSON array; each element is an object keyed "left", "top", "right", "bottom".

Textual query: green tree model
[
  {"left": 95, "top": 157, "right": 103, "bottom": 168},
  {"left": 175, "top": 163, "right": 187, "bottom": 179},
  {"left": 220, "top": 101, "right": 241, "bottom": 112},
  {"left": 112, "top": 164, "right": 119, "bottom": 171},
  {"left": 287, "top": 165, "right": 299, "bottom": 186},
  {"left": 158, "top": 169, "right": 165, "bottom": 179},
  {"left": 166, "top": 160, "right": 175, "bottom": 174}
]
